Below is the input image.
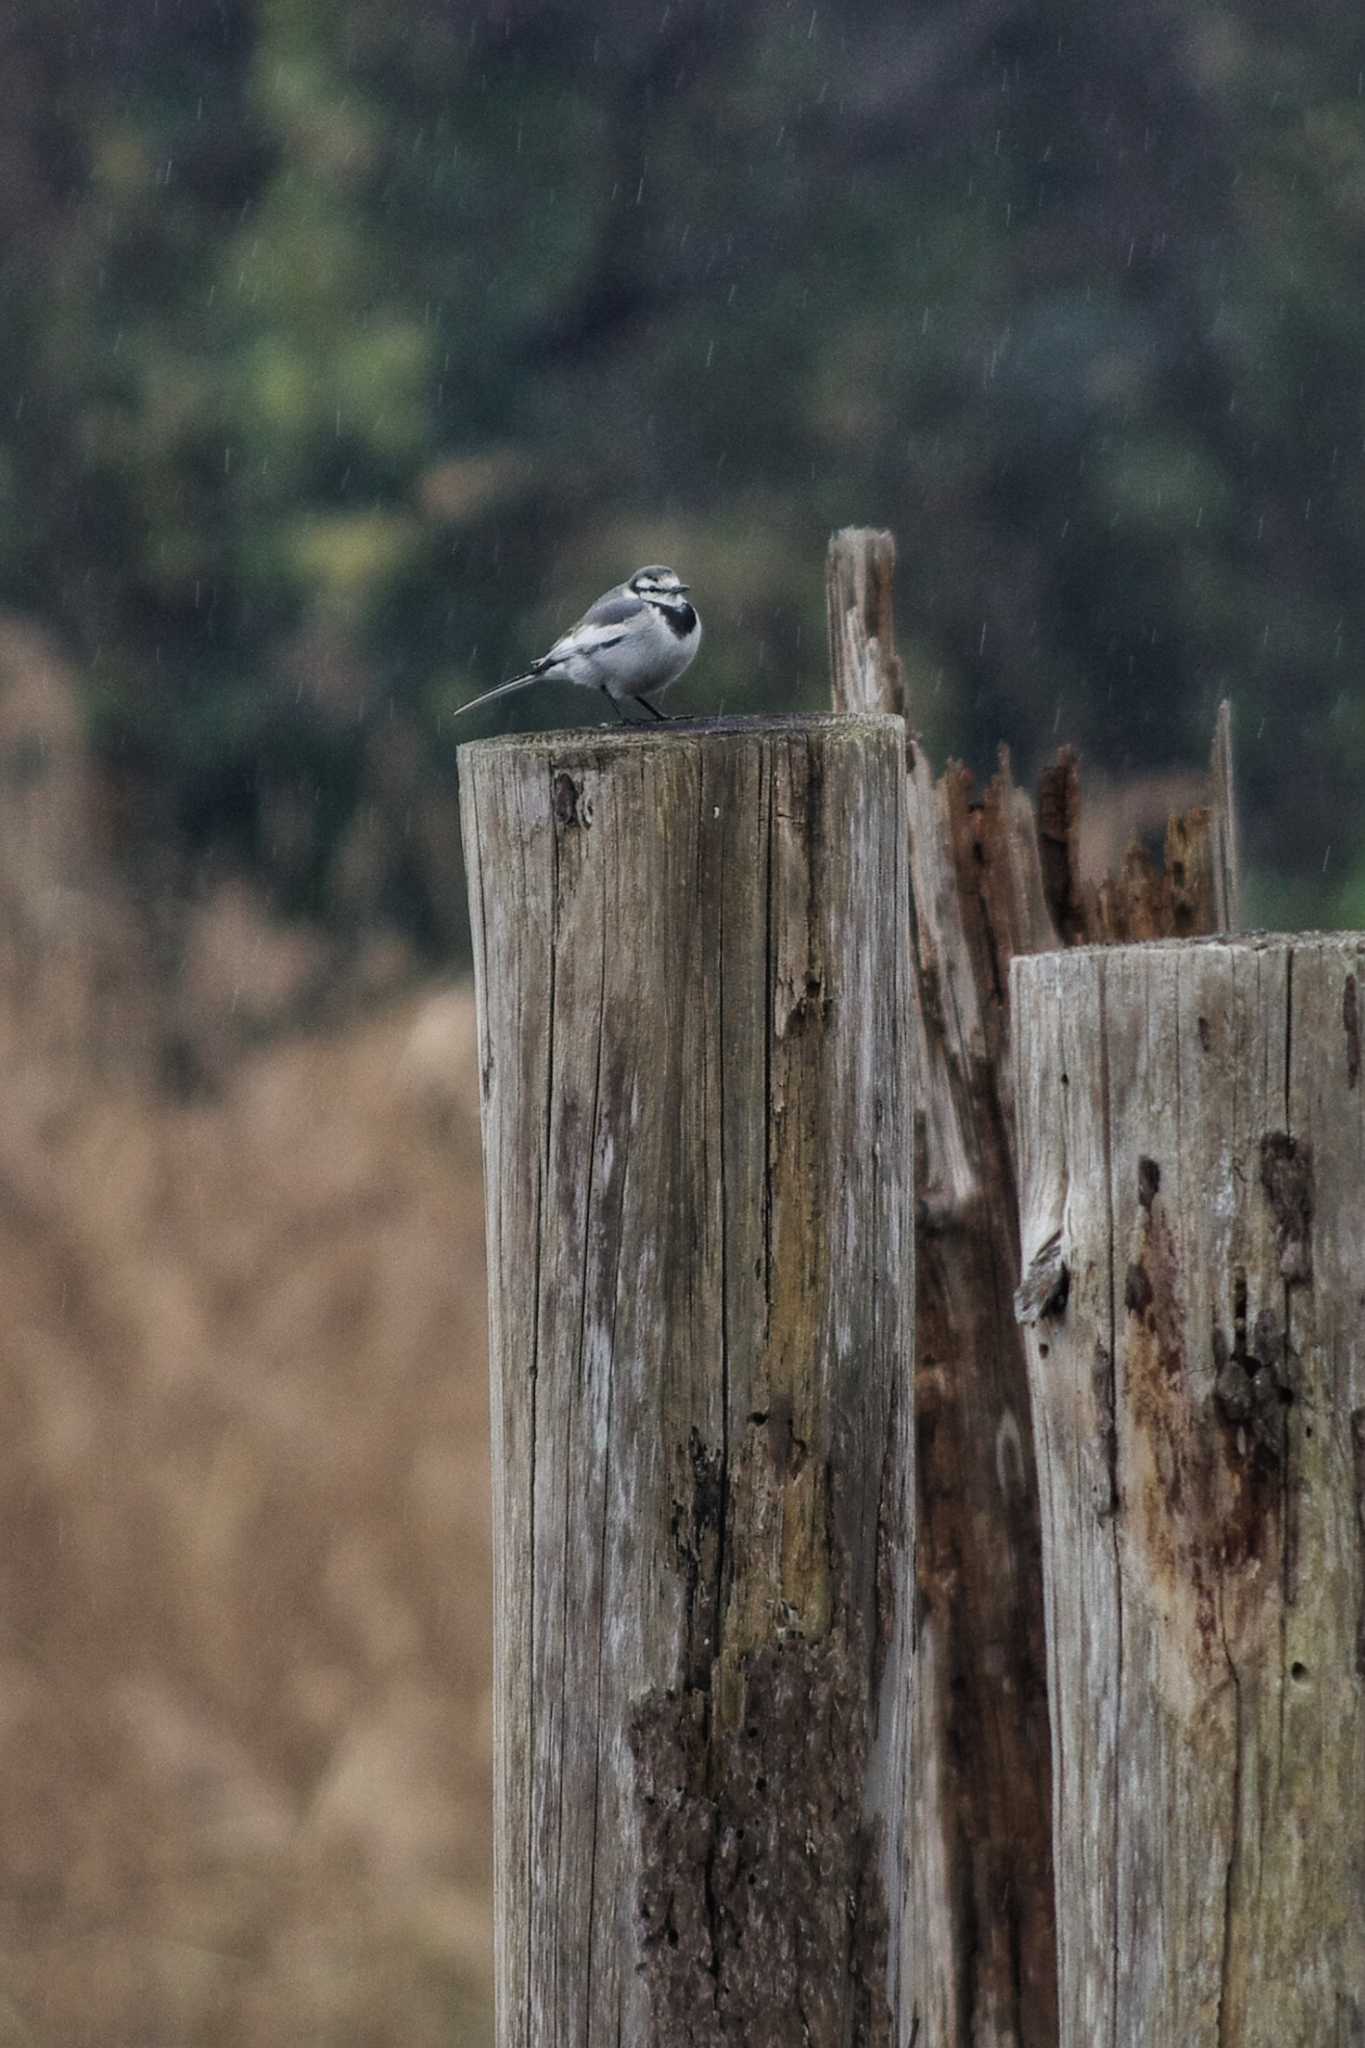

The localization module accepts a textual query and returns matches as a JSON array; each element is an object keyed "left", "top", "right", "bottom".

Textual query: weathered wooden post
[
  {"left": 829, "top": 529, "right": 1061, "bottom": 2045},
  {"left": 1014, "top": 934, "right": 1365, "bottom": 2044},
  {"left": 828, "top": 528, "right": 1241, "bottom": 2048},
  {"left": 460, "top": 715, "right": 915, "bottom": 2046}
]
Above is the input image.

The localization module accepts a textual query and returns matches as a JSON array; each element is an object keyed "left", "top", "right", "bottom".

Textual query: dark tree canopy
[{"left": 2, "top": 0, "right": 1363, "bottom": 945}]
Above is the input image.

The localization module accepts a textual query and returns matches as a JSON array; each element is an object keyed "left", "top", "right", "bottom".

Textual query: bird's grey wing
[
  {"left": 573, "top": 591, "right": 647, "bottom": 632},
  {"left": 541, "top": 591, "right": 646, "bottom": 664}
]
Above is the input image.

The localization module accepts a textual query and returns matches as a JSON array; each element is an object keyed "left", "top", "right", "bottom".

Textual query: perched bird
[{"left": 453, "top": 565, "right": 700, "bottom": 724}]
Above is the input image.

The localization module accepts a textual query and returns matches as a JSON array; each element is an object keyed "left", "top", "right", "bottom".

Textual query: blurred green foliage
[{"left": 3, "top": 0, "right": 1365, "bottom": 945}]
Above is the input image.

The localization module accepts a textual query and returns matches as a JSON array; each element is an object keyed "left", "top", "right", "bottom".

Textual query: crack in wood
[
  {"left": 1353, "top": 1410, "right": 1365, "bottom": 1678},
  {"left": 1345, "top": 974, "right": 1361, "bottom": 1090}
]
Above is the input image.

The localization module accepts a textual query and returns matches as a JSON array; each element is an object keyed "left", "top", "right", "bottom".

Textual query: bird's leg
[
  {"left": 599, "top": 686, "right": 629, "bottom": 724},
  {"left": 635, "top": 692, "right": 671, "bottom": 721}
]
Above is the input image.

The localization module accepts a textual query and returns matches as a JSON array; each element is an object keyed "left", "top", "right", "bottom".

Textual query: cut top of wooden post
[{"left": 459, "top": 707, "right": 898, "bottom": 756}]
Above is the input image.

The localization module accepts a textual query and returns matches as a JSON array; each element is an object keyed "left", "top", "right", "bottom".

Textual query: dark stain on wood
[
  {"left": 1345, "top": 974, "right": 1361, "bottom": 1089},
  {"left": 1037, "top": 747, "right": 1086, "bottom": 945},
  {"left": 1090, "top": 1342, "right": 1119, "bottom": 1520},
  {"left": 1124, "top": 1262, "right": 1154, "bottom": 1318},
  {"left": 1163, "top": 806, "right": 1217, "bottom": 936},
  {"left": 672, "top": 1430, "right": 726, "bottom": 1690},
  {"left": 1259, "top": 1132, "right": 1314, "bottom": 1286},
  {"left": 916, "top": 1187, "right": 1058, "bottom": 2047},
  {"left": 1353, "top": 1410, "right": 1365, "bottom": 1676},
  {"left": 1124, "top": 1189, "right": 1282, "bottom": 1674},
  {"left": 630, "top": 1629, "right": 891, "bottom": 2048},
  {"left": 552, "top": 770, "right": 582, "bottom": 827}
]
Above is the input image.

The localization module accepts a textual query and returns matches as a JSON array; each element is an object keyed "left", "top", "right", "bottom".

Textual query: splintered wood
[{"left": 827, "top": 525, "right": 1239, "bottom": 2048}]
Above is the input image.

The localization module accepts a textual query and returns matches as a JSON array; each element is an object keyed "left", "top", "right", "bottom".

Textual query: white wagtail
[{"left": 453, "top": 565, "right": 700, "bottom": 724}]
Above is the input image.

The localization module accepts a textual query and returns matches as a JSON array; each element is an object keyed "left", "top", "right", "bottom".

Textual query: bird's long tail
[{"left": 451, "top": 670, "right": 541, "bottom": 720}]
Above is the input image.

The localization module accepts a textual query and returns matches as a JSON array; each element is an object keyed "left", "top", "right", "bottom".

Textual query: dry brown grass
[
  {"left": 0, "top": 982, "right": 495, "bottom": 2046},
  {"left": 0, "top": 616, "right": 494, "bottom": 2042}
]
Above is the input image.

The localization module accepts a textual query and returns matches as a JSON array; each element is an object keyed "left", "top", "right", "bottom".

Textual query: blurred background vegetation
[{"left": 5, "top": 0, "right": 1365, "bottom": 963}]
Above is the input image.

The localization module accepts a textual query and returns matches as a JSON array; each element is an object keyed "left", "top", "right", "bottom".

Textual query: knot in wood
[
  {"left": 1214, "top": 1354, "right": 1291, "bottom": 1460},
  {"left": 552, "top": 771, "right": 584, "bottom": 828},
  {"left": 1015, "top": 1230, "right": 1070, "bottom": 1327}
]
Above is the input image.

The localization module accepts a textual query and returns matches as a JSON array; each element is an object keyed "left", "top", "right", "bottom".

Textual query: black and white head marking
[
  {"left": 629, "top": 564, "right": 696, "bottom": 638},
  {"left": 630, "top": 564, "right": 688, "bottom": 601}
]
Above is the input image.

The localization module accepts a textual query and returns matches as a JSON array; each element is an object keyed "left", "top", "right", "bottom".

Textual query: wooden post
[
  {"left": 460, "top": 714, "right": 915, "bottom": 2046},
  {"left": 1014, "top": 934, "right": 1365, "bottom": 2045},
  {"left": 827, "top": 527, "right": 1243, "bottom": 2048},
  {"left": 829, "top": 528, "right": 1060, "bottom": 2046}
]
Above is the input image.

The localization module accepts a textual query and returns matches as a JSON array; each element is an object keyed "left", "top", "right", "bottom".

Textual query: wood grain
[
  {"left": 460, "top": 713, "right": 915, "bottom": 2047},
  {"left": 828, "top": 527, "right": 1242, "bottom": 2048},
  {"left": 1014, "top": 934, "right": 1365, "bottom": 2045},
  {"left": 830, "top": 528, "right": 1059, "bottom": 2048}
]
